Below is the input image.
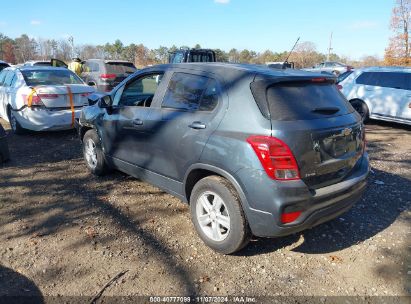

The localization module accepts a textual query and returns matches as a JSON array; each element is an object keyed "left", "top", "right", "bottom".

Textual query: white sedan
[{"left": 0, "top": 66, "right": 95, "bottom": 134}]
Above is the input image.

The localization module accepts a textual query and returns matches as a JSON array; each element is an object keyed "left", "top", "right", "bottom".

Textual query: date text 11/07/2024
[{"left": 149, "top": 296, "right": 257, "bottom": 303}]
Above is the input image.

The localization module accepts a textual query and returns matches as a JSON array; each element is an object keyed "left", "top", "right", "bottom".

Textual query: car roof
[
  {"left": 355, "top": 66, "right": 411, "bottom": 73},
  {"left": 0, "top": 60, "right": 9, "bottom": 65},
  {"left": 17, "top": 66, "right": 72, "bottom": 72},
  {"left": 143, "top": 62, "right": 332, "bottom": 81}
]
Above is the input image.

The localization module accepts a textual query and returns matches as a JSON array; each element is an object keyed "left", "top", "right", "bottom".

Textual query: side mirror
[
  {"left": 99, "top": 95, "right": 113, "bottom": 108},
  {"left": 88, "top": 81, "right": 96, "bottom": 87}
]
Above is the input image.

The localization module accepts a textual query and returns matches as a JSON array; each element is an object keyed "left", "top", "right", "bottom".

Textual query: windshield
[
  {"left": 21, "top": 69, "right": 84, "bottom": 86},
  {"left": 106, "top": 62, "right": 136, "bottom": 74}
]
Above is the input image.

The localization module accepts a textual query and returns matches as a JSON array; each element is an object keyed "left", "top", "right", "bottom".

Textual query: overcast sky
[{"left": 0, "top": 0, "right": 393, "bottom": 59}]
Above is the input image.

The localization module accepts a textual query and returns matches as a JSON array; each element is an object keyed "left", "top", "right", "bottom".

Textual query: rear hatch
[
  {"left": 251, "top": 76, "right": 365, "bottom": 189},
  {"left": 104, "top": 61, "right": 136, "bottom": 87},
  {"left": 32, "top": 85, "right": 94, "bottom": 109}
]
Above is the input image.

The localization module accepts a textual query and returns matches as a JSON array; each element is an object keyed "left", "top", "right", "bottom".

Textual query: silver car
[
  {"left": 304, "top": 61, "right": 353, "bottom": 75},
  {"left": 0, "top": 66, "right": 94, "bottom": 134}
]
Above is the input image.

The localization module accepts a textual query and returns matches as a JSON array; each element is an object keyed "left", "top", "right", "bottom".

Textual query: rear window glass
[
  {"left": 266, "top": 82, "right": 354, "bottom": 121},
  {"left": 33, "top": 62, "right": 51, "bottom": 66},
  {"left": 105, "top": 62, "right": 136, "bottom": 74},
  {"left": 337, "top": 71, "right": 353, "bottom": 83},
  {"left": 189, "top": 52, "right": 214, "bottom": 62},
  {"left": 21, "top": 69, "right": 84, "bottom": 86}
]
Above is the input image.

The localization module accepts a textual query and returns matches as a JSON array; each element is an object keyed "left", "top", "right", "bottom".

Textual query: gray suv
[
  {"left": 81, "top": 59, "right": 137, "bottom": 93},
  {"left": 77, "top": 63, "right": 369, "bottom": 254}
]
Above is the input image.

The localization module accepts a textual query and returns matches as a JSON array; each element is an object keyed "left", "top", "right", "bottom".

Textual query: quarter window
[
  {"left": 3, "top": 71, "right": 15, "bottom": 87},
  {"left": 356, "top": 72, "right": 409, "bottom": 90},
  {"left": 162, "top": 73, "right": 220, "bottom": 111},
  {"left": 0, "top": 70, "right": 7, "bottom": 86}
]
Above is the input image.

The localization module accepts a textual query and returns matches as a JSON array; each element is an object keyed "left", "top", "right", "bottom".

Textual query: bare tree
[{"left": 385, "top": 0, "right": 411, "bottom": 65}]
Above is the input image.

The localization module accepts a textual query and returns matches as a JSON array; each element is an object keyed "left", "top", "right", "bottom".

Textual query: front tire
[
  {"left": 83, "top": 129, "right": 108, "bottom": 176},
  {"left": 190, "top": 176, "right": 251, "bottom": 254}
]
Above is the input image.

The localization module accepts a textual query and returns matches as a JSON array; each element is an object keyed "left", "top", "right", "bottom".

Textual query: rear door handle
[
  {"left": 189, "top": 121, "right": 206, "bottom": 130},
  {"left": 132, "top": 119, "right": 143, "bottom": 126}
]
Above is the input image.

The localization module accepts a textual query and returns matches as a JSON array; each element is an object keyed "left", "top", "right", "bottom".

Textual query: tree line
[{"left": 0, "top": 33, "right": 383, "bottom": 69}]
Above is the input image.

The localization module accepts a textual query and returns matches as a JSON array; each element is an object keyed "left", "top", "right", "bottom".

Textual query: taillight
[
  {"left": 22, "top": 94, "right": 44, "bottom": 106},
  {"left": 100, "top": 74, "right": 116, "bottom": 80},
  {"left": 38, "top": 94, "right": 59, "bottom": 99},
  {"left": 281, "top": 211, "right": 302, "bottom": 224},
  {"left": 336, "top": 84, "right": 343, "bottom": 90},
  {"left": 247, "top": 135, "right": 300, "bottom": 180},
  {"left": 311, "top": 77, "right": 327, "bottom": 83}
]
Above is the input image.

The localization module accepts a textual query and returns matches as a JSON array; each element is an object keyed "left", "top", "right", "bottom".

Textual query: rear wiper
[{"left": 311, "top": 107, "right": 340, "bottom": 115}]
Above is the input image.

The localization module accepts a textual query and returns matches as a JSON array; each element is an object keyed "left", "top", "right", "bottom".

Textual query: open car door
[{"left": 51, "top": 58, "right": 68, "bottom": 68}]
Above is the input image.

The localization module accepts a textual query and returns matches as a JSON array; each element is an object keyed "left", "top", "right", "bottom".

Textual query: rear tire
[
  {"left": 7, "top": 107, "right": 26, "bottom": 135},
  {"left": 83, "top": 129, "right": 108, "bottom": 176},
  {"left": 190, "top": 175, "right": 251, "bottom": 254},
  {"left": 350, "top": 99, "right": 369, "bottom": 122}
]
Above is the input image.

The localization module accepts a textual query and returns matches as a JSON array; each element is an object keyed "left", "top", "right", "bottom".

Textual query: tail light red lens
[
  {"left": 311, "top": 78, "right": 327, "bottom": 83},
  {"left": 38, "top": 94, "right": 59, "bottom": 99},
  {"left": 281, "top": 211, "right": 302, "bottom": 224},
  {"left": 336, "top": 84, "right": 343, "bottom": 90},
  {"left": 100, "top": 74, "right": 116, "bottom": 80},
  {"left": 22, "top": 94, "right": 44, "bottom": 106},
  {"left": 247, "top": 135, "right": 300, "bottom": 180}
]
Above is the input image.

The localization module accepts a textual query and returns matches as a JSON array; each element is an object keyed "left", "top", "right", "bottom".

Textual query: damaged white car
[{"left": 0, "top": 66, "right": 95, "bottom": 134}]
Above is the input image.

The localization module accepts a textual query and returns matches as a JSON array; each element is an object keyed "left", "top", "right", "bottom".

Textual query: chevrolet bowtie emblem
[{"left": 342, "top": 128, "right": 352, "bottom": 136}]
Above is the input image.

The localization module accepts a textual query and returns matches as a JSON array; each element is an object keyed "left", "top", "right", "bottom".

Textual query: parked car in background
[
  {"left": 304, "top": 61, "right": 353, "bottom": 75},
  {"left": 0, "top": 123, "right": 9, "bottom": 163},
  {"left": 24, "top": 59, "right": 68, "bottom": 68},
  {"left": 0, "top": 60, "right": 10, "bottom": 72},
  {"left": 81, "top": 59, "right": 137, "bottom": 93},
  {"left": 0, "top": 66, "right": 95, "bottom": 134},
  {"left": 339, "top": 67, "right": 411, "bottom": 125},
  {"left": 168, "top": 48, "right": 216, "bottom": 63},
  {"left": 78, "top": 63, "right": 369, "bottom": 254},
  {"left": 266, "top": 61, "right": 295, "bottom": 69}
]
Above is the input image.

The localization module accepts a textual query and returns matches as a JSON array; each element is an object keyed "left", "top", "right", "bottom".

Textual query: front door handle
[
  {"left": 132, "top": 119, "right": 143, "bottom": 126},
  {"left": 189, "top": 121, "right": 206, "bottom": 130}
]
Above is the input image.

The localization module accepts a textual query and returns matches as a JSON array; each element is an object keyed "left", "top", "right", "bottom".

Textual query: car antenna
[{"left": 283, "top": 37, "right": 300, "bottom": 69}]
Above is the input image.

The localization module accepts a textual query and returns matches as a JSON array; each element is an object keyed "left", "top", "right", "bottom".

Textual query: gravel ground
[{"left": 0, "top": 118, "right": 410, "bottom": 301}]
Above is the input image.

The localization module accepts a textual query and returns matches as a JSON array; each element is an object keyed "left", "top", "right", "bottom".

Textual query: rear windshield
[
  {"left": 266, "top": 82, "right": 354, "bottom": 121},
  {"left": 21, "top": 69, "right": 84, "bottom": 86},
  {"left": 188, "top": 52, "right": 214, "bottom": 62},
  {"left": 33, "top": 62, "right": 51, "bottom": 66},
  {"left": 106, "top": 62, "right": 136, "bottom": 74}
]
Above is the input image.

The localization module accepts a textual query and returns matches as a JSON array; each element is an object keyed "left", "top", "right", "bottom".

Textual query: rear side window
[
  {"left": 356, "top": 72, "right": 409, "bottom": 90},
  {"left": 162, "top": 73, "right": 219, "bottom": 111},
  {"left": 266, "top": 82, "right": 353, "bottom": 121},
  {"left": 105, "top": 62, "right": 136, "bottom": 74}
]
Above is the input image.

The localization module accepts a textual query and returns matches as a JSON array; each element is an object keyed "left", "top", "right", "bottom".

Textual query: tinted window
[
  {"left": 105, "top": 62, "right": 136, "bottom": 74},
  {"left": 162, "top": 73, "right": 219, "bottom": 111},
  {"left": 189, "top": 52, "right": 214, "bottom": 63},
  {"left": 337, "top": 71, "right": 353, "bottom": 83},
  {"left": 266, "top": 82, "right": 353, "bottom": 121},
  {"left": 171, "top": 52, "right": 185, "bottom": 63},
  {"left": 0, "top": 63, "right": 9, "bottom": 72},
  {"left": 356, "top": 72, "right": 408, "bottom": 89},
  {"left": 33, "top": 62, "right": 51, "bottom": 66},
  {"left": 116, "top": 73, "right": 163, "bottom": 107},
  {"left": 21, "top": 69, "right": 84, "bottom": 86}
]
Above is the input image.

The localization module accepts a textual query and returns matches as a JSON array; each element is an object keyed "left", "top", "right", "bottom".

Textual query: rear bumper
[
  {"left": 13, "top": 107, "right": 82, "bottom": 131},
  {"left": 238, "top": 153, "right": 370, "bottom": 237}
]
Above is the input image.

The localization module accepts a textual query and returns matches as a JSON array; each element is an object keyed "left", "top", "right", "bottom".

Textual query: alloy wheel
[{"left": 196, "top": 191, "right": 231, "bottom": 242}]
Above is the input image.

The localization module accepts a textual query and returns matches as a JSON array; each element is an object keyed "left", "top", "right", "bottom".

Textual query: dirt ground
[{"left": 0, "top": 118, "right": 410, "bottom": 301}]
